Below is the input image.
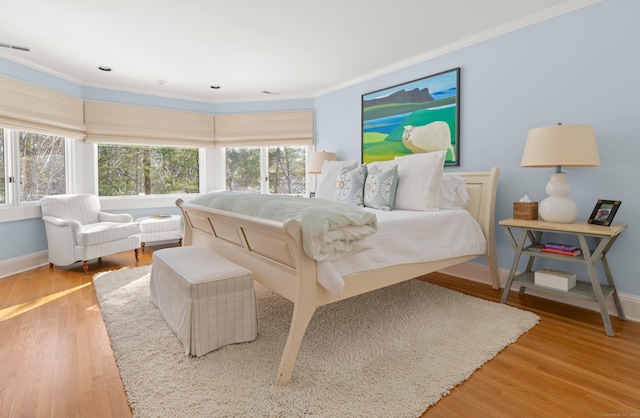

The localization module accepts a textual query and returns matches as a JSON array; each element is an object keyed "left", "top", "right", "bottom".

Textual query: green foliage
[
  {"left": 19, "top": 132, "right": 66, "bottom": 200},
  {"left": 226, "top": 148, "right": 261, "bottom": 192},
  {"left": 98, "top": 145, "right": 199, "bottom": 196},
  {"left": 268, "top": 147, "right": 306, "bottom": 194}
]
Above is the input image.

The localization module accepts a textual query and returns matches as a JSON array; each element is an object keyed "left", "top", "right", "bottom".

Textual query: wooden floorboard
[{"left": 1, "top": 246, "right": 638, "bottom": 417}]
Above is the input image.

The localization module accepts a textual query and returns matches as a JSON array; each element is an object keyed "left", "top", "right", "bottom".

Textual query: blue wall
[
  {"left": 1, "top": 0, "right": 638, "bottom": 298},
  {"left": 315, "top": 0, "right": 639, "bottom": 295}
]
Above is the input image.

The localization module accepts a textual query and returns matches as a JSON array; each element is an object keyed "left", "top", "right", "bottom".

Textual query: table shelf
[{"left": 513, "top": 272, "right": 615, "bottom": 301}]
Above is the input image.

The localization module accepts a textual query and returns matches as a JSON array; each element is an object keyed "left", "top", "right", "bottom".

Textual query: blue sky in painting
[{"left": 363, "top": 69, "right": 458, "bottom": 102}]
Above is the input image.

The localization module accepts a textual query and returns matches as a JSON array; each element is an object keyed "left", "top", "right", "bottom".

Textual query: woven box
[{"left": 513, "top": 202, "right": 538, "bottom": 220}]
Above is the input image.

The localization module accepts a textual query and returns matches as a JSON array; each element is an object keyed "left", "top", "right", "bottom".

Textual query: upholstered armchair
[{"left": 41, "top": 194, "right": 142, "bottom": 274}]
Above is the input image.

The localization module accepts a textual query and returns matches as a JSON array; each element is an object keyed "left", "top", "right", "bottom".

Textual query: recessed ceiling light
[
  {"left": 98, "top": 66, "right": 112, "bottom": 72},
  {"left": 210, "top": 85, "right": 221, "bottom": 89},
  {"left": 157, "top": 79, "right": 168, "bottom": 86},
  {"left": 262, "top": 90, "right": 281, "bottom": 95}
]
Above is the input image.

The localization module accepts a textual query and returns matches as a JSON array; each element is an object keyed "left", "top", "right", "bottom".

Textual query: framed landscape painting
[{"left": 361, "top": 67, "right": 460, "bottom": 165}]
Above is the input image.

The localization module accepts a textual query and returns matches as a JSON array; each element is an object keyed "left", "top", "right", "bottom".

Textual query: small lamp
[
  {"left": 521, "top": 123, "right": 600, "bottom": 223},
  {"left": 308, "top": 151, "right": 336, "bottom": 174}
]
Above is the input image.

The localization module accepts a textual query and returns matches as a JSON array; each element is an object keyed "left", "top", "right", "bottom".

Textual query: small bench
[
  {"left": 135, "top": 214, "right": 182, "bottom": 252},
  {"left": 149, "top": 246, "right": 258, "bottom": 357}
]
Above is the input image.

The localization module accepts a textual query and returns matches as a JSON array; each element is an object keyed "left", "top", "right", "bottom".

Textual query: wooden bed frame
[{"left": 176, "top": 167, "right": 500, "bottom": 385}]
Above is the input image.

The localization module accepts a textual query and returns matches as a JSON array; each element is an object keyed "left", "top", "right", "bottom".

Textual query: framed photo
[
  {"left": 587, "top": 199, "right": 621, "bottom": 226},
  {"left": 361, "top": 67, "right": 460, "bottom": 166}
]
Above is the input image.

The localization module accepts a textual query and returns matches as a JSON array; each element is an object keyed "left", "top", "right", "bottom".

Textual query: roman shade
[
  {"left": 84, "top": 100, "right": 215, "bottom": 147},
  {"left": 214, "top": 110, "right": 314, "bottom": 147},
  {"left": 0, "top": 75, "right": 86, "bottom": 139}
]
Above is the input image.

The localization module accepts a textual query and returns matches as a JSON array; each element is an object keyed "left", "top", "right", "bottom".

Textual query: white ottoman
[
  {"left": 149, "top": 246, "right": 258, "bottom": 357},
  {"left": 135, "top": 214, "right": 183, "bottom": 252}
]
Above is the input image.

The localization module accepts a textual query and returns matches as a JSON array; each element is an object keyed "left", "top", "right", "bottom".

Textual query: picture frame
[
  {"left": 361, "top": 67, "right": 460, "bottom": 166},
  {"left": 587, "top": 199, "right": 621, "bottom": 226}
]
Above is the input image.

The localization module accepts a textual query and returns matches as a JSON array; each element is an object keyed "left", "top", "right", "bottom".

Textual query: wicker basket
[{"left": 513, "top": 202, "right": 538, "bottom": 220}]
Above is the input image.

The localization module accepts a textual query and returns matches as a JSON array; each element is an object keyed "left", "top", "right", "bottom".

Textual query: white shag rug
[{"left": 93, "top": 266, "right": 538, "bottom": 417}]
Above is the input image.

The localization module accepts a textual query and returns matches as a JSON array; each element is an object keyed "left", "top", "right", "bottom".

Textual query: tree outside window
[
  {"left": 98, "top": 144, "right": 199, "bottom": 196},
  {"left": 225, "top": 146, "right": 307, "bottom": 194},
  {"left": 19, "top": 132, "right": 66, "bottom": 201}
]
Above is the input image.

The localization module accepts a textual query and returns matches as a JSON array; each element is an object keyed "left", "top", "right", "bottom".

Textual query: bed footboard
[{"left": 176, "top": 166, "right": 500, "bottom": 385}]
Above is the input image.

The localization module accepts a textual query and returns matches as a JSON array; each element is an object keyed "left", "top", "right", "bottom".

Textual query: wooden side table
[{"left": 499, "top": 218, "right": 627, "bottom": 337}]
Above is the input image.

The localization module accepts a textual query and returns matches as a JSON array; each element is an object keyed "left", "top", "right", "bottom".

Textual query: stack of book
[{"left": 541, "top": 242, "right": 581, "bottom": 256}]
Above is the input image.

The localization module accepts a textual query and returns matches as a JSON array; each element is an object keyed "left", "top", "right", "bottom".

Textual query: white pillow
[
  {"left": 440, "top": 174, "right": 470, "bottom": 209},
  {"left": 315, "top": 160, "right": 358, "bottom": 200},
  {"left": 393, "top": 151, "right": 446, "bottom": 211}
]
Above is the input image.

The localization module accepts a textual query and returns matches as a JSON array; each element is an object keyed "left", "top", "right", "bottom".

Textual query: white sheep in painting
[{"left": 402, "top": 122, "right": 455, "bottom": 162}]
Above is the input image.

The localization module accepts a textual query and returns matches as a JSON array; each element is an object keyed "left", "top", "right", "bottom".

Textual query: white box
[{"left": 534, "top": 269, "right": 577, "bottom": 291}]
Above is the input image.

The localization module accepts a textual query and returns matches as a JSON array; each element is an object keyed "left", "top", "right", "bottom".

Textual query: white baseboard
[
  {"left": 0, "top": 251, "right": 49, "bottom": 279},
  {"left": 2, "top": 253, "right": 639, "bottom": 323},
  {"left": 440, "top": 262, "right": 640, "bottom": 323}
]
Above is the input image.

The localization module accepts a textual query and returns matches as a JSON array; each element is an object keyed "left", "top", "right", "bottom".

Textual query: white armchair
[{"left": 41, "top": 194, "right": 142, "bottom": 274}]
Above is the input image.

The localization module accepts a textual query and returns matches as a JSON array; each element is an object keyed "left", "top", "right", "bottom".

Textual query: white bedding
[{"left": 317, "top": 208, "right": 487, "bottom": 295}]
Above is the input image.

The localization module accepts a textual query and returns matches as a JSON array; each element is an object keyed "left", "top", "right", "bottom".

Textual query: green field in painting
[{"left": 362, "top": 105, "right": 457, "bottom": 163}]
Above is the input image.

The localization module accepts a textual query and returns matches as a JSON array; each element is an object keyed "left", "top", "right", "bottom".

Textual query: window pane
[
  {"left": 19, "top": 132, "right": 66, "bottom": 201},
  {"left": 0, "top": 129, "right": 5, "bottom": 204},
  {"left": 268, "top": 146, "right": 306, "bottom": 194},
  {"left": 98, "top": 144, "right": 199, "bottom": 196},
  {"left": 225, "top": 147, "right": 260, "bottom": 192}
]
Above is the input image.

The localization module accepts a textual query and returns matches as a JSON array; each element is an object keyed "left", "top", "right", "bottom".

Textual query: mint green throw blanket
[{"left": 189, "top": 192, "right": 377, "bottom": 261}]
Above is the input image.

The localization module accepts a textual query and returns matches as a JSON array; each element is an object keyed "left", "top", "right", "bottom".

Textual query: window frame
[{"left": 0, "top": 128, "right": 73, "bottom": 221}]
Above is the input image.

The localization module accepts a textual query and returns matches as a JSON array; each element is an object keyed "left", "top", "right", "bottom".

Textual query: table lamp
[
  {"left": 520, "top": 123, "right": 600, "bottom": 223},
  {"left": 308, "top": 151, "right": 336, "bottom": 174}
]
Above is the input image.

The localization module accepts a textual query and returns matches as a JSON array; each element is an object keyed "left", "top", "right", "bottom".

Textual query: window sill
[{"left": 0, "top": 193, "right": 201, "bottom": 223}]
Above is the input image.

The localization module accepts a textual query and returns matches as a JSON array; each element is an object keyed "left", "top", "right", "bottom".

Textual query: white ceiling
[{"left": 0, "top": 0, "right": 598, "bottom": 104}]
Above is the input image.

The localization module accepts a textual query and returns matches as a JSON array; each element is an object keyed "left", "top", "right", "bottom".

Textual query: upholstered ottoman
[
  {"left": 149, "top": 246, "right": 258, "bottom": 357},
  {"left": 135, "top": 214, "right": 182, "bottom": 252}
]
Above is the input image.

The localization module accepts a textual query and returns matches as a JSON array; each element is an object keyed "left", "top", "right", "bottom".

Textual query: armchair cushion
[{"left": 77, "top": 222, "right": 141, "bottom": 246}]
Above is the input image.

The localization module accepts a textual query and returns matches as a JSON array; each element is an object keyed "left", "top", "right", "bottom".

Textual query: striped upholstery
[
  {"left": 41, "top": 194, "right": 141, "bottom": 271},
  {"left": 149, "top": 246, "right": 258, "bottom": 357}
]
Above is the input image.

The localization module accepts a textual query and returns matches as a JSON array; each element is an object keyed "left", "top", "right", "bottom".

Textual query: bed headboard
[{"left": 457, "top": 167, "right": 500, "bottom": 285}]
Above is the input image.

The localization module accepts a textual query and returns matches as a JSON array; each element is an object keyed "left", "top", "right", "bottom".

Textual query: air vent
[{"left": 0, "top": 43, "right": 30, "bottom": 52}]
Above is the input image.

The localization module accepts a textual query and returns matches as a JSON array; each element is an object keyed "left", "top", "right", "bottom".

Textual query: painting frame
[
  {"left": 361, "top": 67, "right": 460, "bottom": 166},
  {"left": 587, "top": 199, "right": 621, "bottom": 226}
]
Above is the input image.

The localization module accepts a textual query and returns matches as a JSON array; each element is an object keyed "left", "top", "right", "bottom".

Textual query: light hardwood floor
[{"left": 1, "top": 245, "right": 639, "bottom": 417}]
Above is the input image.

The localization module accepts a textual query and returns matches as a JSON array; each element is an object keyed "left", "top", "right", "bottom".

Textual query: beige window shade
[
  {"left": 0, "top": 75, "right": 86, "bottom": 139},
  {"left": 84, "top": 100, "right": 215, "bottom": 147},
  {"left": 214, "top": 110, "right": 313, "bottom": 147}
]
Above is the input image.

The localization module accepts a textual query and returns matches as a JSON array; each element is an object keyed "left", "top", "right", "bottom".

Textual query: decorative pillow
[
  {"left": 364, "top": 165, "right": 399, "bottom": 211},
  {"left": 315, "top": 160, "right": 358, "bottom": 200},
  {"left": 334, "top": 164, "right": 367, "bottom": 206},
  {"left": 393, "top": 150, "right": 445, "bottom": 211},
  {"left": 440, "top": 174, "right": 470, "bottom": 209}
]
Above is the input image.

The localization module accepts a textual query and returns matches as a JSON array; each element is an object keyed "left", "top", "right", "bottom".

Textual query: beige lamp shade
[
  {"left": 308, "top": 151, "right": 337, "bottom": 174},
  {"left": 521, "top": 124, "right": 600, "bottom": 168}
]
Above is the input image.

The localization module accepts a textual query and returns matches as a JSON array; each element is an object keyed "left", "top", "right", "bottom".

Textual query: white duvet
[{"left": 317, "top": 208, "right": 487, "bottom": 295}]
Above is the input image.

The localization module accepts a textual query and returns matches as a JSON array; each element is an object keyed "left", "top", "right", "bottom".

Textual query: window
[
  {"left": 225, "top": 146, "right": 308, "bottom": 195},
  {"left": 97, "top": 144, "right": 200, "bottom": 196},
  {"left": 0, "top": 129, "right": 4, "bottom": 204},
  {"left": 19, "top": 132, "right": 66, "bottom": 201},
  {"left": 0, "top": 128, "right": 68, "bottom": 205}
]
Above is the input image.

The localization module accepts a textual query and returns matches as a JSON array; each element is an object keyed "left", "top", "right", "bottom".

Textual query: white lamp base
[{"left": 538, "top": 172, "right": 578, "bottom": 223}]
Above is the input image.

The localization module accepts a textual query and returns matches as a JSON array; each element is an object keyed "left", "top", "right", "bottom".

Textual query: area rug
[{"left": 93, "top": 266, "right": 539, "bottom": 417}]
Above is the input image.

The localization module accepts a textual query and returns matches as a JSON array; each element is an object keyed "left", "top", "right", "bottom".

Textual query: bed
[{"left": 176, "top": 167, "right": 500, "bottom": 385}]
